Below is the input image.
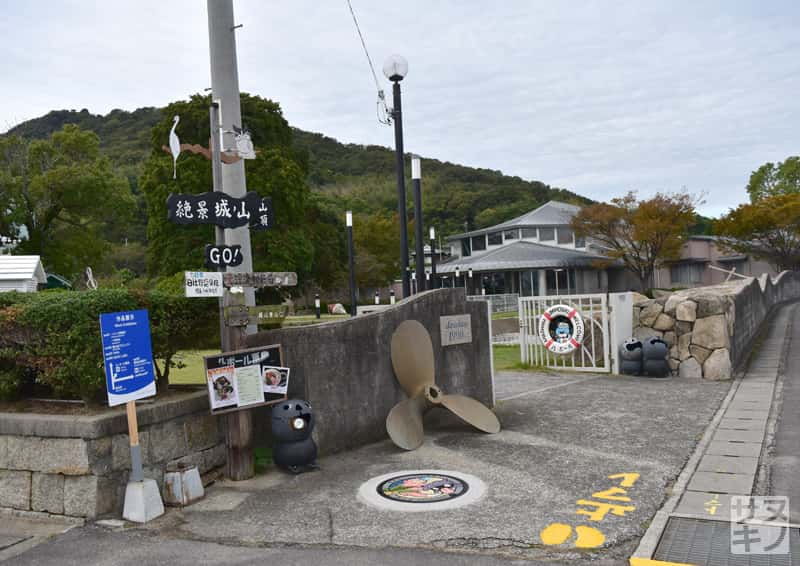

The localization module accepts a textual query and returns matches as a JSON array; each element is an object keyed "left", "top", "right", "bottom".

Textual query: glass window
[
  {"left": 575, "top": 236, "right": 586, "bottom": 248},
  {"left": 487, "top": 232, "right": 502, "bottom": 246},
  {"left": 521, "top": 228, "right": 537, "bottom": 239},
  {"left": 539, "top": 227, "right": 555, "bottom": 241},
  {"left": 471, "top": 235, "right": 486, "bottom": 251},
  {"left": 504, "top": 230, "right": 518, "bottom": 241},
  {"left": 557, "top": 228, "right": 574, "bottom": 244},
  {"left": 461, "top": 238, "right": 471, "bottom": 257},
  {"left": 670, "top": 263, "right": 704, "bottom": 285}
]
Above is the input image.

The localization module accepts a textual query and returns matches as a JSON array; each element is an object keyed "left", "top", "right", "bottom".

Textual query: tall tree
[
  {"left": 746, "top": 156, "right": 800, "bottom": 202},
  {"left": 571, "top": 192, "right": 696, "bottom": 290},
  {"left": 0, "top": 125, "right": 132, "bottom": 277},
  {"left": 715, "top": 193, "right": 800, "bottom": 271}
]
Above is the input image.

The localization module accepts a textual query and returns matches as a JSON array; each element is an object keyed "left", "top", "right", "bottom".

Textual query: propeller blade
[
  {"left": 386, "top": 395, "right": 426, "bottom": 451},
  {"left": 390, "top": 320, "right": 435, "bottom": 398},
  {"left": 440, "top": 394, "right": 501, "bottom": 434}
]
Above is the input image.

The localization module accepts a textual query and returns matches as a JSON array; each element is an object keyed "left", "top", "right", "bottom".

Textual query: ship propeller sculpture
[{"left": 386, "top": 320, "right": 501, "bottom": 450}]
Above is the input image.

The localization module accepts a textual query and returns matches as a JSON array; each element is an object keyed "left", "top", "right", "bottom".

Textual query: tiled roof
[{"left": 436, "top": 241, "right": 606, "bottom": 273}]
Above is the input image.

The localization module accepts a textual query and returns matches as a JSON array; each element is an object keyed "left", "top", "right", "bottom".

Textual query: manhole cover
[
  {"left": 358, "top": 469, "right": 486, "bottom": 512},
  {"left": 377, "top": 473, "right": 468, "bottom": 503}
]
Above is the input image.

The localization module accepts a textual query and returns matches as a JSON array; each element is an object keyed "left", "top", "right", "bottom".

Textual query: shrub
[{"left": 0, "top": 288, "right": 217, "bottom": 403}]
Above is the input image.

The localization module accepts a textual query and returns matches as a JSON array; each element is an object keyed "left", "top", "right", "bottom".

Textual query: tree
[
  {"left": 746, "top": 156, "right": 800, "bottom": 202},
  {"left": 0, "top": 125, "right": 133, "bottom": 278},
  {"left": 571, "top": 192, "right": 696, "bottom": 290},
  {"left": 715, "top": 193, "right": 800, "bottom": 271},
  {"left": 141, "top": 93, "right": 323, "bottom": 294},
  {"left": 352, "top": 212, "right": 400, "bottom": 288}
]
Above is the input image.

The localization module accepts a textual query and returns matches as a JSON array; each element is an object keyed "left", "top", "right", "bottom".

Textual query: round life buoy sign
[{"left": 537, "top": 304, "right": 585, "bottom": 354}]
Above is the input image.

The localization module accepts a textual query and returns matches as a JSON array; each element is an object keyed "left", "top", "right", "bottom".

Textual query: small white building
[{"left": 0, "top": 255, "right": 47, "bottom": 293}]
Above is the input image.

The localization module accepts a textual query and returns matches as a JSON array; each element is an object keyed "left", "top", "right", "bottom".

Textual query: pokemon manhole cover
[
  {"left": 377, "top": 473, "right": 468, "bottom": 503},
  {"left": 358, "top": 470, "right": 486, "bottom": 512}
]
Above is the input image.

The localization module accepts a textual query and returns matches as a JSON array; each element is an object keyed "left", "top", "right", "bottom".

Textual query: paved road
[
  {"left": 4, "top": 369, "right": 731, "bottom": 565},
  {"left": 768, "top": 303, "right": 800, "bottom": 523}
]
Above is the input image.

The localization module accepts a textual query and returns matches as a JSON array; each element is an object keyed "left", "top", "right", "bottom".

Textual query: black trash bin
[
  {"left": 272, "top": 399, "right": 318, "bottom": 473},
  {"left": 642, "top": 336, "right": 670, "bottom": 377},
  {"left": 619, "top": 338, "right": 643, "bottom": 376}
]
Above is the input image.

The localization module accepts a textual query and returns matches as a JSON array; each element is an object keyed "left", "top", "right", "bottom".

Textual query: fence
[{"left": 467, "top": 293, "right": 519, "bottom": 314}]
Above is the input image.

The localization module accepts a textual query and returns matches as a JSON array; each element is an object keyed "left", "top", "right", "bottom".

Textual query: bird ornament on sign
[{"left": 163, "top": 119, "right": 257, "bottom": 177}]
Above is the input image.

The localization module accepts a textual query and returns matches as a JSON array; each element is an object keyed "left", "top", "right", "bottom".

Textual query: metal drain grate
[{"left": 654, "top": 517, "right": 799, "bottom": 565}]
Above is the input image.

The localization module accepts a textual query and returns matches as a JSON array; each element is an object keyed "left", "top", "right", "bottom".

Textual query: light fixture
[
  {"left": 382, "top": 54, "right": 408, "bottom": 82},
  {"left": 411, "top": 154, "right": 421, "bottom": 180},
  {"left": 346, "top": 211, "right": 353, "bottom": 227},
  {"left": 429, "top": 226, "right": 435, "bottom": 240}
]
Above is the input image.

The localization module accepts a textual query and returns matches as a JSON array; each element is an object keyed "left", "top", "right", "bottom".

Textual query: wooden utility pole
[{"left": 208, "top": 0, "right": 255, "bottom": 480}]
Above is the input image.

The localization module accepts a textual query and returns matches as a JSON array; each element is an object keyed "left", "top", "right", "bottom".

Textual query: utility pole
[{"left": 207, "top": 0, "right": 255, "bottom": 481}]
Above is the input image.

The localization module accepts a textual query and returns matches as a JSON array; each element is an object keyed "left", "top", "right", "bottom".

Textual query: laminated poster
[
  {"left": 262, "top": 366, "right": 290, "bottom": 395},
  {"left": 207, "top": 365, "right": 237, "bottom": 410},
  {"left": 234, "top": 365, "right": 265, "bottom": 407}
]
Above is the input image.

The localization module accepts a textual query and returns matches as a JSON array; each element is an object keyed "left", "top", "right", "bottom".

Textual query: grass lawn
[
  {"left": 169, "top": 349, "right": 216, "bottom": 385},
  {"left": 491, "top": 311, "right": 519, "bottom": 320}
]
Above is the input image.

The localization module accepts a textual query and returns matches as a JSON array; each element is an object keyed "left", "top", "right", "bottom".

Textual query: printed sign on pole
[
  {"left": 100, "top": 310, "right": 157, "bottom": 407},
  {"left": 185, "top": 271, "right": 224, "bottom": 297}
]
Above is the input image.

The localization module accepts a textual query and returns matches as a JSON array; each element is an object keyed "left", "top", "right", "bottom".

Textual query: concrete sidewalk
[{"left": 5, "top": 365, "right": 733, "bottom": 565}]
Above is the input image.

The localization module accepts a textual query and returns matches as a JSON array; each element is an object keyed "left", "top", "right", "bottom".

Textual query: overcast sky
[{"left": 2, "top": 1, "right": 798, "bottom": 217}]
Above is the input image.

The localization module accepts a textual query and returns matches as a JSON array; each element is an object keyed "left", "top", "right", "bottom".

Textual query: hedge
[{"left": 0, "top": 289, "right": 218, "bottom": 403}]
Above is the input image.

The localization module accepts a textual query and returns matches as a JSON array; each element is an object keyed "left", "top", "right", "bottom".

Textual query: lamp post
[
  {"left": 429, "top": 227, "right": 437, "bottom": 289},
  {"left": 314, "top": 293, "right": 321, "bottom": 319},
  {"left": 455, "top": 266, "right": 461, "bottom": 288},
  {"left": 468, "top": 267, "right": 473, "bottom": 294},
  {"left": 383, "top": 54, "right": 411, "bottom": 298},
  {"left": 411, "top": 154, "right": 425, "bottom": 291},
  {"left": 346, "top": 211, "right": 357, "bottom": 317}
]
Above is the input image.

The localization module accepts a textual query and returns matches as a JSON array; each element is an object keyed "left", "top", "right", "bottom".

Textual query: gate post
[{"left": 608, "top": 292, "right": 634, "bottom": 374}]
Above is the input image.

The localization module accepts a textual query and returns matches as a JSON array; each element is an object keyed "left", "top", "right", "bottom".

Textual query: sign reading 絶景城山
[{"left": 166, "top": 191, "right": 273, "bottom": 231}]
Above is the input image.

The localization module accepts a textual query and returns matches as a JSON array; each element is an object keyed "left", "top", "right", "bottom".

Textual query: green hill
[{"left": 6, "top": 105, "right": 590, "bottom": 238}]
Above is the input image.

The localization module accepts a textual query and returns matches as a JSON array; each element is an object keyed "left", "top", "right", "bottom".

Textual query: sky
[{"left": 1, "top": 1, "right": 798, "bottom": 217}]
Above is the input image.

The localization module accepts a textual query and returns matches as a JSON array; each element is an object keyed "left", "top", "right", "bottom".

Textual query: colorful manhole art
[
  {"left": 358, "top": 470, "right": 486, "bottom": 512},
  {"left": 377, "top": 473, "right": 468, "bottom": 503}
]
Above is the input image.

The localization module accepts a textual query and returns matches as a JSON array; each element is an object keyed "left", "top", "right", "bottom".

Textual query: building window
[
  {"left": 487, "top": 231, "right": 502, "bottom": 246},
  {"left": 539, "top": 227, "right": 555, "bottom": 241},
  {"left": 504, "top": 229, "right": 518, "bottom": 241},
  {"left": 521, "top": 228, "right": 537, "bottom": 239},
  {"left": 471, "top": 235, "right": 486, "bottom": 251},
  {"left": 670, "top": 263, "right": 704, "bottom": 285},
  {"left": 575, "top": 236, "right": 586, "bottom": 248},
  {"left": 557, "top": 228, "right": 574, "bottom": 245},
  {"left": 461, "top": 238, "right": 471, "bottom": 257}
]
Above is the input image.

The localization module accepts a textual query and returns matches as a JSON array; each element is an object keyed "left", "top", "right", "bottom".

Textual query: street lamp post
[
  {"left": 383, "top": 54, "right": 411, "bottom": 298},
  {"left": 468, "top": 267, "right": 473, "bottom": 294},
  {"left": 346, "top": 211, "right": 357, "bottom": 317},
  {"left": 455, "top": 266, "right": 461, "bottom": 288},
  {"left": 411, "top": 155, "right": 425, "bottom": 292},
  {"left": 429, "top": 227, "right": 437, "bottom": 289}
]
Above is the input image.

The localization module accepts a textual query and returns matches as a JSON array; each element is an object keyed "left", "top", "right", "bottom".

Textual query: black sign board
[
  {"left": 166, "top": 191, "right": 274, "bottom": 231},
  {"left": 204, "top": 344, "right": 287, "bottom": 415},
  {"left": 204, "top": 244, "right": 243, "bottom": 268}
]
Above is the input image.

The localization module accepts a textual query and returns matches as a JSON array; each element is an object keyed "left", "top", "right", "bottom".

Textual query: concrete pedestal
[{"left": 122, "top": 479, "right": 164, "bottom": 523}]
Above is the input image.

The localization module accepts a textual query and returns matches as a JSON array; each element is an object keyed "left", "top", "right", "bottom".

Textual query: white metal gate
[{"left": 519, "top": 293, "right": 611, "bottom": 372}]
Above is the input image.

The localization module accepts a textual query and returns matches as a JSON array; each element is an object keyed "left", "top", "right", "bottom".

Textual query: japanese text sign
[
  {"left": 166, "top": 191, "right": 274, "bottom": 231},
  {"left": 99, "top": 310, "right": 157, "bottom": 407}
]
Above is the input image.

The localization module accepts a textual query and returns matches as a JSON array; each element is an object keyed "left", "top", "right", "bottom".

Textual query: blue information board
[{"left": 100, "top": 309, "right": 157, "bottom": 407}]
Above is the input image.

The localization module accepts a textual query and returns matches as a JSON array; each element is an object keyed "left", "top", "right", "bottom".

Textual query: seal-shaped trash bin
[{"left": 271, "top": 399, "right": 318, "bottom": 474}]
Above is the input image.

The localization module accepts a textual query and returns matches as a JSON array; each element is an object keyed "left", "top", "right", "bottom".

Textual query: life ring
[{"left": 537, "top": 304, "right": 585, "bottom": 354}]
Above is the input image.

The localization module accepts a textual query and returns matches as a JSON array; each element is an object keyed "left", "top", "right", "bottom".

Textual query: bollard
[{"left": 314, "top": 293, "right": 321, "bottom": 319}]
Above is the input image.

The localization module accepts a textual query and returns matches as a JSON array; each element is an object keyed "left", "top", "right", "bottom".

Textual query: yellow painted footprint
[{"left": 540, "top": 522, "right": 605, "bottom": 549}]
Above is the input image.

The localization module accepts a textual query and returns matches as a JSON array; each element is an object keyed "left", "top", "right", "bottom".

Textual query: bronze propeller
[{"left": 386, "top": 320, "right": 501, "bottom": 450}]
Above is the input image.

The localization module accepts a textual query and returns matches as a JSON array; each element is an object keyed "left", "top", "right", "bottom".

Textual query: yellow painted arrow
[{"left": 630, "top": 558, "right": 696, "bottom": 566}]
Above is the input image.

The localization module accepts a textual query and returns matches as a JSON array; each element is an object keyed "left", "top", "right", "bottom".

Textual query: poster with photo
[
  {"left": 206, "top": 365, "right": 237, "bottom": 410},
  {"left": 262, "top": 366, "right": 290, "bottom": 395}
]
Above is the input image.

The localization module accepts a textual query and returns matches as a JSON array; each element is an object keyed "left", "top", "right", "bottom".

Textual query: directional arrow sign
[
  {"left": 224, "top": 305, "right": 289, "bottom": 327},
  {"left": 222, "top": 272, "right": 297, "bottom": 288}
]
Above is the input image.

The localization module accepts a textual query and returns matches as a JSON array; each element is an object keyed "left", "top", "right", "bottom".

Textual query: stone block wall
[
  {"left": 0, "top": 391, "right": 224, "bottom": 519},
  {"left": 633, "top": 271, "right": 800, "bottom": 379}
]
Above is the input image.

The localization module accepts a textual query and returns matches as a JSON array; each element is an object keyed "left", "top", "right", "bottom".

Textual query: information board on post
[
  {"left": 100, "top": 310, "right": 157, "bottom": 407},
  {"left": 185, "top": 271, "right": 224, "bottom": 297},
  {"left": 204, "top": 344, "right": 290, "bottom": 415}
]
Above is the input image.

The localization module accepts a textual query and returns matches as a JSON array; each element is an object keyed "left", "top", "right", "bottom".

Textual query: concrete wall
[
  {"left": 0, "top": 392, "right": 225, "bottom": 519},
  {"left": 632, "top": 271, "right": 800, "bottom": 379},
  {"left": 245, "top": 288, "right": 493, "bottom": 456}
]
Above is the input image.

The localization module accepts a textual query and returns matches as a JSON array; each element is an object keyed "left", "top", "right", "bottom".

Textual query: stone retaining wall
[
  {"left": 633, "top": 271, "right": 800, "bottom": 379},
  {"left": 0, "top": 391, "right": 224, "bottom": 519}
]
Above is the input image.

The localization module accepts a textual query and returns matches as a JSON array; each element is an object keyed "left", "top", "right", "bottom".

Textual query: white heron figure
[{"left": 169, "top": 115, "right": 181, "bottom": 179}]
